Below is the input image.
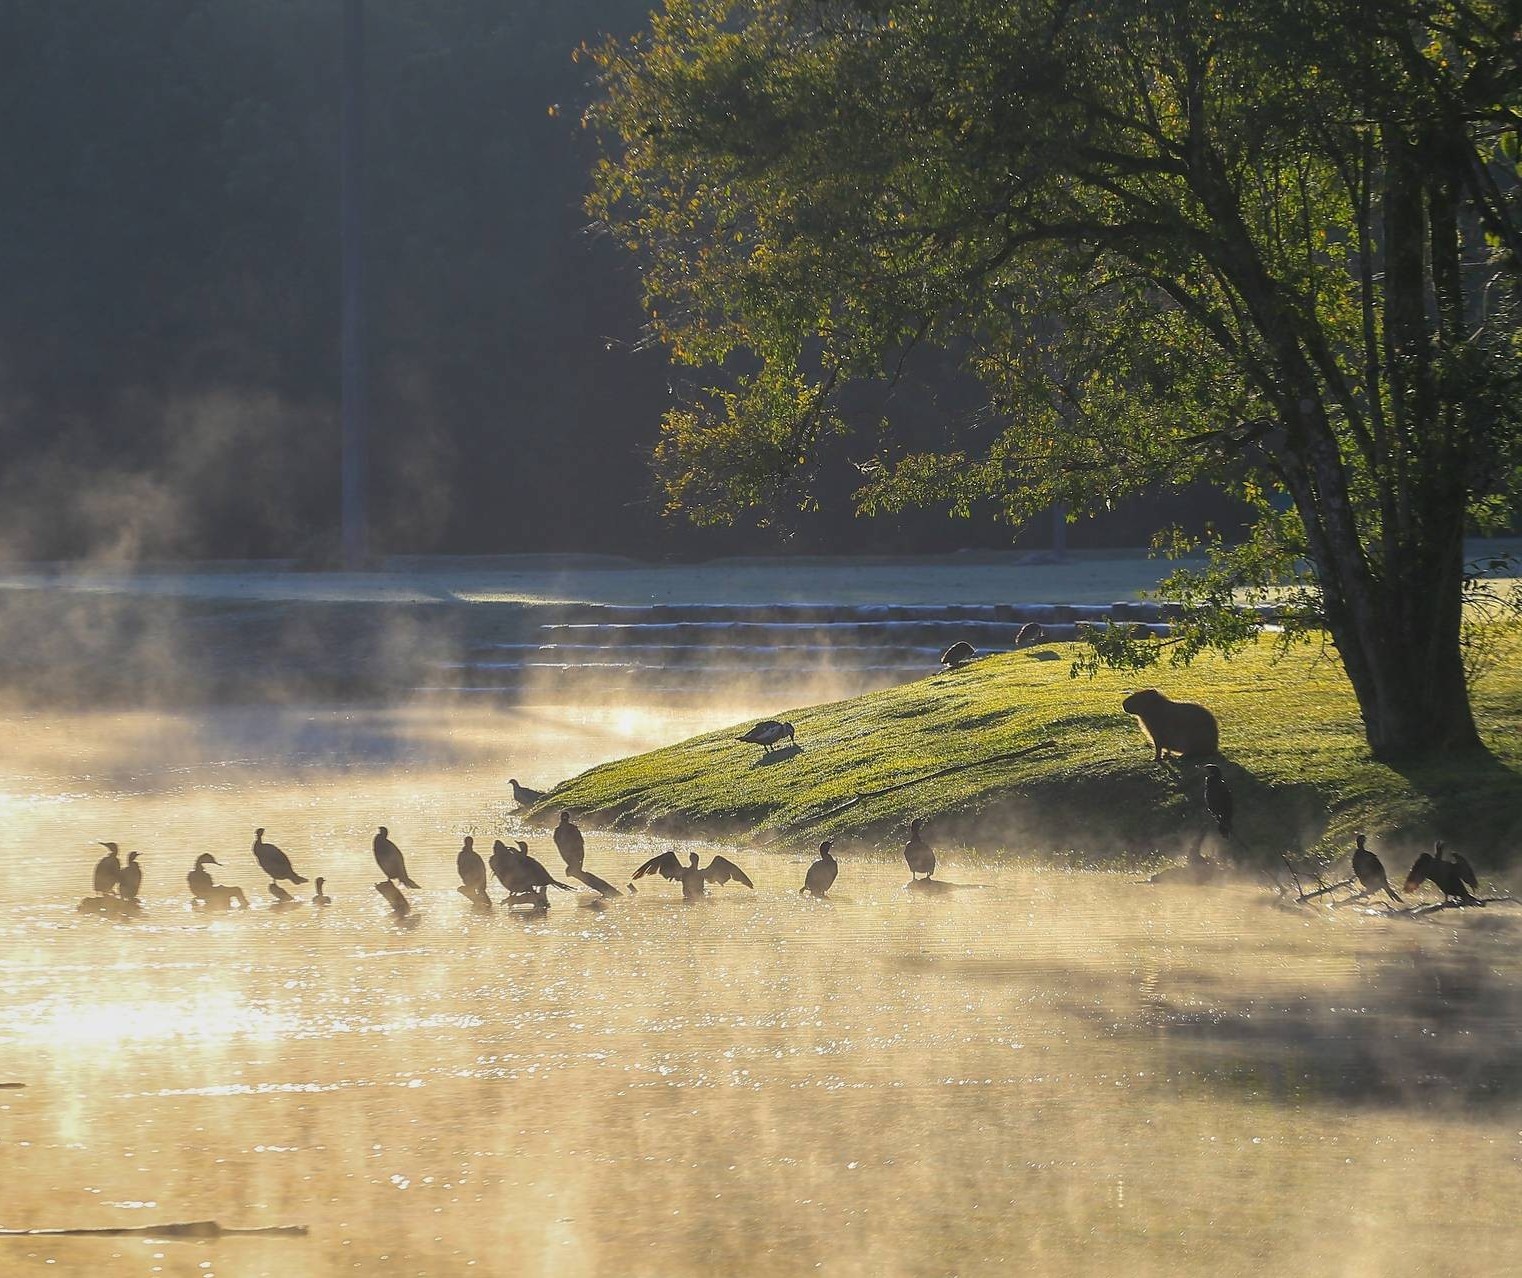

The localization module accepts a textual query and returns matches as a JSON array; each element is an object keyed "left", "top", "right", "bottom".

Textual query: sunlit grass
[{"left": 538, "top": 633, "right": 1522, "bottom": 863}]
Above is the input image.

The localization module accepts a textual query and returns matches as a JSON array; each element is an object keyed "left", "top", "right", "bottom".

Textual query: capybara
[{"left": 1121, "top": 688, "right": 1220, "bottom": 760}]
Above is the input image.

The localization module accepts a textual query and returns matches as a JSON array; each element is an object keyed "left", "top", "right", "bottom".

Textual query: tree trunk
[{"left": 1311, "top": 511, "right": 1482, "bottom": 761}]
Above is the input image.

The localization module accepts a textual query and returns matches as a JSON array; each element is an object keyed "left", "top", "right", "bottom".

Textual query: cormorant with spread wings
[{"left": 633, "top": 849, "right": 754, "bottom": 901}]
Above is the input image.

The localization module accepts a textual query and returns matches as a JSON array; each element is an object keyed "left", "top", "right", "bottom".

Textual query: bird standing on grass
[
  {"left": 1351, "top": 833, "right": 1401, "bottom": 902},
  {"left": 801, "top": 841, "right": 838, "bottom": 898},
  {"left": 373, "top": 827, "right": 421, "bottom": 889},
  {"left": 93, "top": 843, "right": 122, "bottom": 895},
  {"left": 253, "top": 828, "right": 308, "bottom": 886},
  {"left": 903, "top": 820, "right": 934, "bottom": 881},
  {"left": 633, "top": 850, "right": 754, "bottom": 901},
  {"left": 509, "top": 779, "right": 544, "bottom": 807},
  {"left": 1202, "top": 765, "right": 1233, "bottom": 839},
  {"left": 117, "top": 851, "right": 143, "bottom": 902},
  {"left": 738, "top": 720, "right": 796, "bottom": 755}
]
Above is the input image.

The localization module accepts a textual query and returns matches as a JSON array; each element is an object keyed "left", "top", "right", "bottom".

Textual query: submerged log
[{"left": 0, "top": 1220, "right": 307, "bottom": 1239}]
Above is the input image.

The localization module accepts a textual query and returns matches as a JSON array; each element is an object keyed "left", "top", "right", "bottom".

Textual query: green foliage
[
  {"left": 587, "top": 0, "right": 1522, "bottom": 755},
  {"left": 537, "top": 635, "right": 1522, "bottom": 858}
]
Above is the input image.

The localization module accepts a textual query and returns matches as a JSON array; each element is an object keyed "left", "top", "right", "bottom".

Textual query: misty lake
[{"left": 3, "top": 699, "right": 1521, "bottom": 1276}]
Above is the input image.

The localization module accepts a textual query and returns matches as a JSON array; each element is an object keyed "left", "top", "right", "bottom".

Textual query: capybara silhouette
[{"left": 1121, "top": 688, "right": 1220, "bottom": 760}]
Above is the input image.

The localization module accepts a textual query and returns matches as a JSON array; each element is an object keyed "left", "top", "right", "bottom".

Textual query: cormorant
[
  {"left": 93, "top": 842, "right": 122, "bottom": 895},
  {"left": 1351, "top": 833, "right": 1401, "bottom": 902},
  {"left": 509, "top": 778, "right": 545, "bottom": 807},
  {"left": 373, "top": 827, "right": 421, "bottom": 889},
  {"left": 117, "top": 851, "right": 143, "bottom": 902},
  {"left": 1203, "top": 764, "right": 1233, "bottom": 839},
  {"left": 940, "top": 640, "right": 976, "bottom": 668},
  {"left": 253, "top": 828, "right": 308, "bottom": 885},
  {"left": 903, "top": 820, "right": 935, "bottom": 881},
  {"left": 312, "top": 877, "right": 332, "bottom": 906},
  {"left": 488, "top": 839, "right": 518, "bottom": 897},
  {"left": 801, "top": 840, "right": 838, "bottom": 898},
  {"left": 738, "top": 720, "right": 796, "bottom": 755},
  {"left": 186, "top": 853, "right": 219, "bottom": 903},
  {"left": 632, "top": 850, "right": 754, "bottom": 901},
  {"left": 375, "top": 880, "right": 411, "bottom": 916},
  {"left": 513, "top": 840, "right": 573, "bottom": 895},
  {"left": 554, "top": 811, "right": 585, "bottom": 875},
  {"left": 1404, "top": 842, "right": 1481, "bottom": 904},
  {"left": 1437, "top": 840, "right": 1479, "bottom": 895},
  {"left": 456, "top": 836, "right": 489, "bottom": 903}
]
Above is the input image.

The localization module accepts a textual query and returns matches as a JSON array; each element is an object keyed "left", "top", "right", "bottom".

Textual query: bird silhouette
[
  {"left": 1202, "top": 764, "right": 1233, "bottom": 838},
  {"left": 93, "top": 843, "right": 122, "bottom": 895},
  {"left": 801, "top": 840, "right": 838, "bottom": 898},
  {"left": 456, "top": 836, "right": 490, "bottom": 904},
  {"left": 312, "top": 877, "right": 332, "bottom": 906},
  {"left": 1404, "top": 842, "right": 1480, "bottom": 904},
  {"left": 1351, "top": 833, "right": 1401, "bottom": 902},
  {"left": 509, "top": 778, "right": 545, "bottom": 807},
  {"left": 186, "top": 853, "right": 219, "bottom": 903},
  {"left": 117, "top": 851, "right": 144, "bottom": 902},
  {"left": 633, "top": 850, "right": 754, "bottom": 901},
  {"left": 373, "top": 827, "right": 421, "bottom": 889},
  {"left": 903, "top": 820, "right": 934, "bottom": 881},
  {"left": 554, "top": 811, "right": 585, "bottom": 875},
  {"left": 253, "top": 828, "right": 308, "bottom": 885}
]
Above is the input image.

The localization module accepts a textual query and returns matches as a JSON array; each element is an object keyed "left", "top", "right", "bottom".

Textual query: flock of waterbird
[
  {"left": 77, "top": 810, "right": 799, "bottom": 921},
  {"left": 74, "top": 707, "right": 1490, "bottom": 921}
]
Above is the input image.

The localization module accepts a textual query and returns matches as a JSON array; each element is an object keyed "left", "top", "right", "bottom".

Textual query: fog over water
[{"left": 3, "top": 698, "right": 1521, "bottom": 1276}]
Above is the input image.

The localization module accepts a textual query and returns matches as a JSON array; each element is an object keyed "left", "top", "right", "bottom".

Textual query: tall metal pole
[{"left": 340, "top": 0, "right": 368, "bottom": 569}]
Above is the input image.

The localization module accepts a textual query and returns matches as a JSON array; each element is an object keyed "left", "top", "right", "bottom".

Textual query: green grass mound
[{"left": 533, "top": 637, "right": 1522, "bottom": 864}]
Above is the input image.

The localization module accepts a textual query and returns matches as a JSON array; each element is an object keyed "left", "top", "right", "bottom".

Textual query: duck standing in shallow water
[
  {"left": 312, "top": 877, "right": 332, "bottom": 906},
  {"left": 1351, "top": 833, "right": 1401, "bottom": 902},
  {"left": 801, "top": 841, "right": 838, "bottom": 898},
  {"left": 903, "top": 820, "right": 934, "bottom": 881},
  {"left": 373, "top": 827, "right": 421, "bottom": 889},
  {"left": 117, "top": 851, "right": 144, "bottom": 902},
  {"left": 253, "top": 828, "right": 309, "bottom": 887},
  {"left": 93, "top": 843, "right": 122, "bottom": 895}
]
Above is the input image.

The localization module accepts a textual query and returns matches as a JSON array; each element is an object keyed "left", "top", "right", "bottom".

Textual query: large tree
[{"left": 586, "top": 0, "right": 1522, "bottom": 760}]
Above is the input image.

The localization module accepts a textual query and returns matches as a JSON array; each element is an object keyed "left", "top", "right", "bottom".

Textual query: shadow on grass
[
  {"left": 1383, "top": 745, "right": 1522, "bottom": 857},
  {"left": 751, "top": 743, "right": 802, "bottom": 767}
]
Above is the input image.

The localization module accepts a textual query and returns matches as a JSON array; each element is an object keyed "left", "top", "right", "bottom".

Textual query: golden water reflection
[{"left": 1, "top": 703, "right": 1520, "bottom": 1275}]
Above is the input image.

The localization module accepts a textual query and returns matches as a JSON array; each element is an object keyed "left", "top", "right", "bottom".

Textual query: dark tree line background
[{"left": 0, "top": 1, "right": 1245, "bottom": 562}]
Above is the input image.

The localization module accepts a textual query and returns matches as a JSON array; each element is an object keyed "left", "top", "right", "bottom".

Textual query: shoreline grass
[{"left": 534, "top": 634, "right": 1522, "bottom": 867}]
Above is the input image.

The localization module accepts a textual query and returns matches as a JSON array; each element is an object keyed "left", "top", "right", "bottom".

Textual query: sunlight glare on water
[{"left": 2, "top": 701, "right": 1521, "bottom": 1276}]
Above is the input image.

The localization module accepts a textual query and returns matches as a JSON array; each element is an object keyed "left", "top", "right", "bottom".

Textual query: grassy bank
[{"left": 534, "top": 635, "right": 1522, "bottom": 864}]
